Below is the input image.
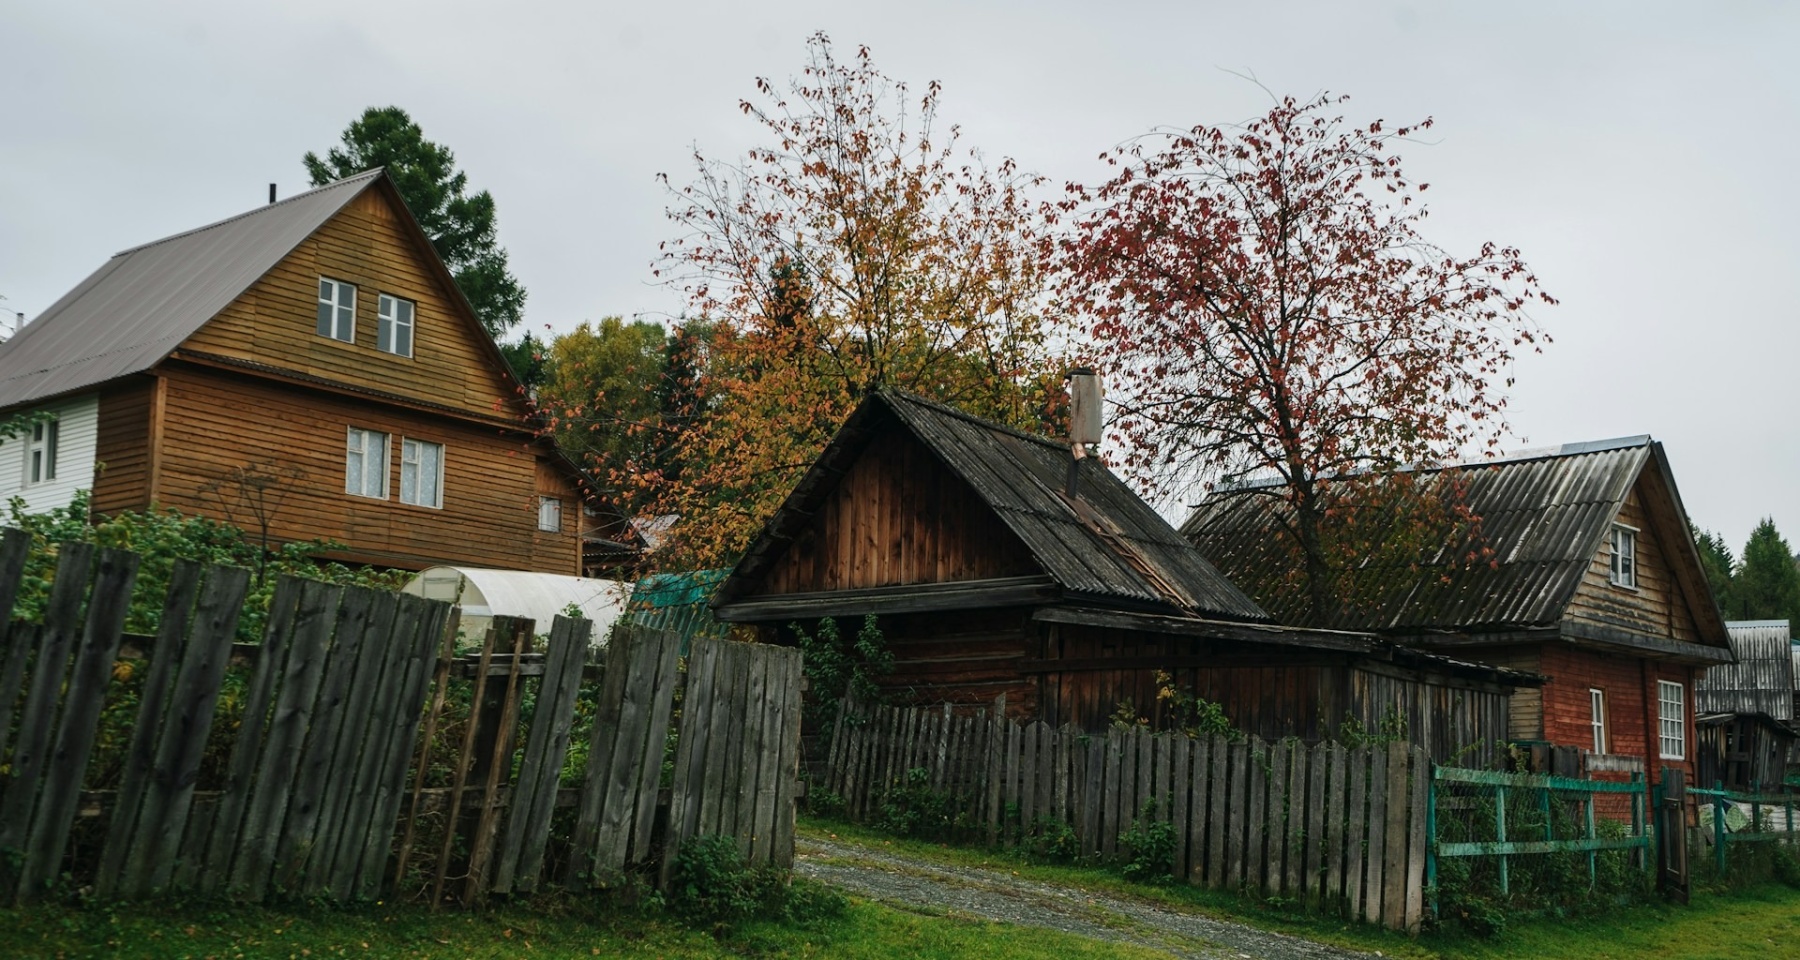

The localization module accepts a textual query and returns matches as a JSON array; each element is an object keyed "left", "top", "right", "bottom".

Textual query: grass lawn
[
  {"left": 0, "top": 895, "right": 1173, "bottom": 960},
  {"left": 797, "top": 817, "right": 1800, "bottom": 960}
]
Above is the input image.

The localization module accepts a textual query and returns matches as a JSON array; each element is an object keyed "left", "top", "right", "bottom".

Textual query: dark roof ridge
[
  {"left": 1214, "top": 434, "right": 1655, "bottom": 495},
  {"left": 876, "top": 388, "right": 1068, "bottom": 452},
  {"left": 114, "top": 168, "right": 385, "bottom": 258}
]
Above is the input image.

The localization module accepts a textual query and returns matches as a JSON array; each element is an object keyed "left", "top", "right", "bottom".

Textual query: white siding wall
[{"left": 0, "top": 393, "right": 100, "bottom": 515}]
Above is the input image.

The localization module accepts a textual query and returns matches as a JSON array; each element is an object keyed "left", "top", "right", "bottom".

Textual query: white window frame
[
  {"left": 23, "top": 417, "right": 58, "bottom": 486},
  {"left": 538, "top": 496, "right": 563, "bottom": 533},
  {"left": 377, "top": 293, "right": 415, "bottom": 358},
  {"left": 1609, "top": 524, "right": 1638, "bottom": 589},
  {"left": 400, "top": 437, "right": 444, "bottom": 509},
  {"left": 1657, "top": 680, "right": 1685, "bottom": 760},
  {"left": 1588, "top": 688, "right": 1607, "bottom": 755},
  {"left": 317, "top": 277, "right": 357, "bottom": 343},
  {"left": 345, "top": 427, "right": 389, "bottom": 499}
]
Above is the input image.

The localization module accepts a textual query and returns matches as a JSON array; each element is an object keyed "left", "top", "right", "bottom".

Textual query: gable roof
[
  {"left": 716, "top": 390, "right": 1268, "bottom": 622},
  {"left": 0, "top": 171, "right": 384, "bottom": 407},
  {"left": 1183, "top": 436, "right": 1730, "bottom": 645},
  {"left": 0, "top": 169, "right": 533, "bottom": 417}
]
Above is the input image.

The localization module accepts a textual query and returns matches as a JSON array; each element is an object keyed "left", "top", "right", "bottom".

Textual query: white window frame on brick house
[
  {"left": 24, "top": 417, "right": 58, "bottom": 486},
  {"left": 1589, "top": 688, "right": 1607, "bottom": 754},
  {"left": 317, "top": 277, "right": 356, "bottom": 343},
  {"left": 345, "top": 427, "right": 388, "bottom": 499},
  {"left": 400, "top": 438, "right": 444, "bottom": 509},
  {"left": 1609, "top": 524, "right": 1638, "bottom": 589},
  {"left": 538, "top": 496, "right": 562, "bottom": 533},
  {"left": 377, "top": 293, "right": 415, "bottom": 357},
  {"left": 1657, "top": 680, "right": 1685, "bottom": 760}
]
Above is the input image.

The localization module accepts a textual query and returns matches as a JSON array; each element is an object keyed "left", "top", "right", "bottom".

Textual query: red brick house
[{"left": 1184, "top": 437, "right": 1733, "bottom": 783}]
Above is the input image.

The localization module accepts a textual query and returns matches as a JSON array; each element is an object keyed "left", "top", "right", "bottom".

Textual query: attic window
[
  {"left": 1609, "top": 524, "right": 1637, "bottom": 589},
  {"left": 317, "top": 278, "right": 356, "bottom": 343},
  {"left": 378, "top": 293, "right": 415, "bottom": 357}
]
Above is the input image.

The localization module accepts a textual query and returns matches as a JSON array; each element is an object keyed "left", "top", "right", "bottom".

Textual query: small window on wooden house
[
  {"left": 24, "top": 418, "right": 57, "bottom": 486},
  {"left": 1657, "top": 680, "right": 1685, "bottom": 760},
  {"left": 538, "top": 496, "right": 563, "bottom": 532},
  {"left": 400, "top": 438, "right": 444, "bottom": 508},
  {"left": 378, "top": 294, "right": 415, "bottom": 357},
  {"left": 1609, "top": 525, "right": 1637, "bottom": 589},
  {"left": 1589, "top": 688, "right": 1607, "bottom": 754},
  {"left": 317, "top": 278, "right": 356, "bottom": 343},
  {"left": 345, "top": 427, "right": 388, "bottom": 499}
]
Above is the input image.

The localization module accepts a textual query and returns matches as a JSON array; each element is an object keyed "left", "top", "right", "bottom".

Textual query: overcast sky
[{"left": 4, "top": 2, "right": 1797, "bottom": 554}]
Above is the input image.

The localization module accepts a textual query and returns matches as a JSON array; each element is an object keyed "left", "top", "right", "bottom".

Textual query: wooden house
[
  {"left": 711, "top": 390, "right": 1534, "bottom": 760},
  {"left": 0, "top": 170, "right": 592, "bottom": 574},
  {"left": 1695, "top": 620, "right": 1796, "bottom": 790},
  {"left": 1185, "top": 437, "right": 1734, "bottom": 783}
]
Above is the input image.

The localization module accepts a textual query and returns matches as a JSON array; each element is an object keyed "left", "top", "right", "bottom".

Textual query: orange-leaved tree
[
  {"left": 1057, "top": 93, "right": 1554, "bottom": 623},
  {"left": 646, "top": 33, "right": 1068, "bottom": 568}
]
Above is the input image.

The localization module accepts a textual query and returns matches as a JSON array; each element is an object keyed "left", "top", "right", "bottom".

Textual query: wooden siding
[
  {"left": 759, "top": 426, "right": 1037, "bottom": 595},
  {"left": 1474, "top": 647, "right": 1545, "bottom": 742},
  {"left": 1567, "top": 481, "right": 1699, "bottom": 642},
  {"left": 1030, "top": 623, "right": 1510, "bottom": 763},
  {"left": 122, "top": 363, "right": 575, "bottom": 573},
  {"left": 93, "top": 378, "right": 154, "bottom": 517},
  {"left": 774, "top": 609, "right": 1038, "bottom": 720},
  {"left": 178, "top": 188, "right": 527, "bottom": 423},
  {"left": 532, "top": 458, "right": 582, "bottom": 576},
  {"left": 0, "top": 392, "right": 100, "bottom": 514}
]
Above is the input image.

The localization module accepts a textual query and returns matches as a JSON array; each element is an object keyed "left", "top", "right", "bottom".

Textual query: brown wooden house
[
  {"left": 0, "top": 170, "right": 594, "bottom": 574},
  {"left": 712, "top": 391, "right": 1533, "bottom": 760},
  {"left": 1185, "top": 437, "right": 1734, "bottom": 784}
]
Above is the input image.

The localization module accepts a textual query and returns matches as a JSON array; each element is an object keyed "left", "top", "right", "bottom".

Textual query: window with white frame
[
  {"left": 345, "top": 427, "right": 388, "bottom": 498},
  {"left": 317, "top": 278, "right": 356, "bottom": 343},
  {"left": 1589, "top": 688, "right": 1607, "bottom": 754},
  {"left": 377, "top": 293, "right": 415, "bottom": 357},
  {"left": 400, "top": 438, "right": 444, "bottom": 508},
  {"left": 24, "top": 418, "right": 58, "bottom": 485},
  {"left": 1658, "top": 680, "right": 1685, "bottom": 760},
  {"left": 538, "top": 496, "right": 563, "bottom": 533},
  {"left": 1609, "top": 524, "right": 1637, "bottom": 589}
]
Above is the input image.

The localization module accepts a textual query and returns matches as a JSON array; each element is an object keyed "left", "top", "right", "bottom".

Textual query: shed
[
  {"left": 1694, "top": 621, "right": 1798, "bottom": 789},
  {"left": 402, "top": 566, "right": 631, "bottom": 644},
  {"left": 714, "top": 390, "right": 1536, "bottom": 761}
]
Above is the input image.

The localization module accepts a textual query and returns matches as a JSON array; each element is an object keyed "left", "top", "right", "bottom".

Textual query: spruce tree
[{"left": 1734, "top": 518, "right": 1800, "bottom": 625}]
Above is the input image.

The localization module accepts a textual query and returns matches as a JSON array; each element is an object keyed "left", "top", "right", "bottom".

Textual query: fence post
[
  {"left": 1495, "top": 785, "right": 1509, "bottom": 897},
  {"left": 1425, "top": 766, "right": 1437, "bottom": 922},
  {"left": 1714, "top": 779, "right": 1727, "bottom": 874}
]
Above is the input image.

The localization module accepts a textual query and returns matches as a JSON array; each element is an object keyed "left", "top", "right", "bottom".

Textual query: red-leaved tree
[{"left": 1057, "top": 94, "right": 1555, "bottom": 621}]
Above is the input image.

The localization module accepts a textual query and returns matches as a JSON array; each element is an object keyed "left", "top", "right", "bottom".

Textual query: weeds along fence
[
  {"left": 0, "top": 532, "right": 803, "bottom": 906},
  {"left": 1691, "top": 783, "right": 1800, "bottom": 875},
  {"left": 822, "top": 696, "right": 1432, "bottom": 933}
]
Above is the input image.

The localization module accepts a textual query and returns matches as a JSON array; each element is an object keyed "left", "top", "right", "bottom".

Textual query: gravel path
[{"left": 794, "top": 836, "right": 1381, "bottom": 960}]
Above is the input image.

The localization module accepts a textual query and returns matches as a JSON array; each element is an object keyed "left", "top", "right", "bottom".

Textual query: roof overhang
[{"left": 714, "top": 575, "right": 1060, "bottom": 622}]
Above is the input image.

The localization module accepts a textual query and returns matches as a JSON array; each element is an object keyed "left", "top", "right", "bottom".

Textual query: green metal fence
[
  {"left": 1691, "top": 783, "right": 1800, "bottom": 872},
  {"left": 1429, "top": 765, "right": 1652, "bottom": 907}
]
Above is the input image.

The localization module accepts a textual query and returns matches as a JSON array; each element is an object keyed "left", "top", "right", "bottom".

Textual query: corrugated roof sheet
[
  {"left": 1183, "top": 440, "right": 1659, "bottom": 631},
  {"left": 720, "top": 390, "right": 1268, "bottom": 622},
  {"left": 1698, "top": 621, "right": 1795, "bottom": 720},
  {"left": 0, "top": 170, "right": 383, "bottom": 408}
]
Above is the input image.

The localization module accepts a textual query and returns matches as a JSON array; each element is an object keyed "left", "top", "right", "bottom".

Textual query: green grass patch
[
  {"left": 798, "top": 816, "right": 1800, "bottom": 960},
  {"left": 0, "top": 895, "right": 1174, "bottom": 960}
]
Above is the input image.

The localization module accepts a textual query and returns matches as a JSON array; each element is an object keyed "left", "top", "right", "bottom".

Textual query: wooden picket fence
[
  {"left": 0, "top": 533, "right": 803, "bottom": 906},
  {"left": 825, "top": 696, "right": 1430, "bottom": 932}
]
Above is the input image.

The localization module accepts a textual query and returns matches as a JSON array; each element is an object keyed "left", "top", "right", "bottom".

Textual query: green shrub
[
  {"left": 667, "top": 835, "right": 845, "bottom": 933},
  {"left": 1119, "top": 799, "right": 1177, "bottom": 883},
  {"left": 791, "top": 615, "right": 891, "bottom": 731},
  {"left": 873, "top": 767, "right": 970, "bottom": 840}
]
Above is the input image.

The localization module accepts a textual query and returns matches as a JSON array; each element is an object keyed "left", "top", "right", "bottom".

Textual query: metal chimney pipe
[
  {"left": 269, "top": 183, "right": 277, "bottom": 204},
  {"left": 1065, "top": 367, "right": 1102, "bottom": 497}
]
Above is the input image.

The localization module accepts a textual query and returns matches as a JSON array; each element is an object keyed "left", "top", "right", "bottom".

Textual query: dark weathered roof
[
  {"left": 718, "top": 390, "right": 1269, "bottom": 621},
  {"left": 1183, "top": 436, "right": 1729, "bottom": 646},
  {"left": 0, "top": 170, "right": 385, "bottom": 408},
  {"left": 1698, "top": 621, "right": 1795, "bottom": 720}
]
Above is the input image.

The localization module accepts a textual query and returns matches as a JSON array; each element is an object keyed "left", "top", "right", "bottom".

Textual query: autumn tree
[
  {"left": 647, "top": 33, "right": 1067, "bottom": 566},
  {"left": 1060, "top": 94, "right": 1554, "bottom": 622},
  {"left": 305, "top": 106, "right": 526, "bottom": 338},
  {"left": 536, "top": 317, "right": 674, "bottom": 513}
]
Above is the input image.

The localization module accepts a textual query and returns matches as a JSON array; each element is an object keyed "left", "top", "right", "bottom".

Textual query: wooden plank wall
[
  {"left": 824, "top": 697, "right": 1434, "bottom": 934},
  {"left": 1566, "top": 482, "right": 1697, "bottom": 642}
]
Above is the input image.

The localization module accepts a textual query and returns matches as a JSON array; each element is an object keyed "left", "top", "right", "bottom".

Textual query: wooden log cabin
[
  {"left": 711, "top": 390, "right": 1534, "bottom": 761},
  {"left": 1694, "top": 621, "right": 1797, "bottom": 790},
  {"left": 0, "top": 169, "right": 597, "bottom": 574},
  {"left": 1185, "top": 437, "right": 1735, "bottom": 784}
]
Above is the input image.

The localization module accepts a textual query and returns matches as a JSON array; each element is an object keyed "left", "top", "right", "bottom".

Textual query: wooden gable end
[
  {"left": 177, "top": 185, "right": 528, "bottom": 423},
  {"left": 755, "top": 423, "right": 1038, "bottom": 596},
  {"left": 1566, "top": 475, "right": 1709, "bottom": 643}
]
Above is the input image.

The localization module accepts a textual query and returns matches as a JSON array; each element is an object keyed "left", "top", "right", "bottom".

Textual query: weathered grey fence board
[{"left": 495, "top": 615, "right": 592, "bottom": 895}]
